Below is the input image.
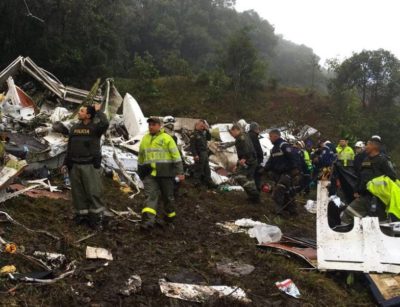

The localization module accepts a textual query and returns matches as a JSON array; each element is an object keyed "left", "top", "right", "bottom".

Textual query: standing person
[
  {"left": 138, "top": 117, "right": 185, "bottom": 230},
  {"left": 163, "top": 116, "right": 178, "bottom": 144},
  {"left": 294, "top": 141, "right": 312, "bottom": 194},
  {"left": 313, "top": 140, "right": 336, "bottom": 178},
  {"left": 247, "top": 122, "right": 264, "bottom": 191},
  {"left": 353, "top": 141, "right": 367, "bottom": 175},
  {"left": 190, "top": 120, "right": 215, "bottom": 188},
  {"left": 265, "top": 129, "right": 301, "bottom": 215},
  {"left": 341, "top": 138, "right": 397, "bottom": 224},
  {"left": 229, "top": 124, "right": 260, "bottom": 203},
  {"left": 163, "top": 116, "right": 182, "bottom": 197},
  {"left": 336, "top": 139, "right": 355, "bottom": 167},
  {"left": 63, "top": 104, "right": 109, "bottom": 229}
]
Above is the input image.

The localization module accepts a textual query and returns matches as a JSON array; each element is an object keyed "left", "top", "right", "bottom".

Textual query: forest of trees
[{"left": 0, "top": 0, "right": 326, "bottom": 90}]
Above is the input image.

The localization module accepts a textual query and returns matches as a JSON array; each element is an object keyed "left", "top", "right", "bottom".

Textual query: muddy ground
[{"left": 0, "top": 177, "right": 375, "bottom": 306}]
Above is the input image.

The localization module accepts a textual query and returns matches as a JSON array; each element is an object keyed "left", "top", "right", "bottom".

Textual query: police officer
[
  {"left": 190, "top": 120, "right": 215, "bottom": 188},
  {"left": 63, "top": 104, "right": 109, "bottom": 229},
  {"left": 341, "top": 138, "right": 397, "bottom": 224},
  {"left": 138, "top": 117, "right": 185, "bottom": 230},
  {"left": 229, "top": 124, "right": 260, "bottom": 203},
  {"left": 265, "top": 129, "right": 300, "bottom": 215},
  {"left": 336, "top": 139, "right": 355, "bottom": 167},
  {"left": 247, "top": 122, "right": 264, "bottom": 191}
]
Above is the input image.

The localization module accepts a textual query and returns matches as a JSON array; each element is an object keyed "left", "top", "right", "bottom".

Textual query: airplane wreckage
[{"left": 0, "top": 58, "right": 400, "bottom": 302}]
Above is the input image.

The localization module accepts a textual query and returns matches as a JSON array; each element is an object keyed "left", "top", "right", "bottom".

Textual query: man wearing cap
[
  {"left": 229, "top": 124, "right": 260, "bottom": 203},
  {"left": 138, "top": 117, "right": 185, "bottom": 230},
  {"left": 247, "top": 122, "right": 264, "bottom": 191},
  {"left": 341, "top": 138, "right": 397, "bottom": 224},
  {"left": 63, "top": 103, "right": 109, "bottom": 229},
  {"left": 190, "top": 120, "right": 215, "bottom": 188}
]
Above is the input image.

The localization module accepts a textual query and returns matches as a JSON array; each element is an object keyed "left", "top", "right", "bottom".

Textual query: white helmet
[
  {"left": 355, "top": 141, "right": 365, "bottom": 148},
  {"left": 163, "top": 116, "right": 176, "bottom": 125},
  {"left": 371, "top": 135, "right": 381, "bottom": 141}
]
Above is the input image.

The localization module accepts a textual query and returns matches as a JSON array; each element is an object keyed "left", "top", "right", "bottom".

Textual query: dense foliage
[
  {"left": 0, "top": 0, "right": 325, "bottom": 90},
  {"left": 328, "top": 49, "right": 400, "bottom": 154}
]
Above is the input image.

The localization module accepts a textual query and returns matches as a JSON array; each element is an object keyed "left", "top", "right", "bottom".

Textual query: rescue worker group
[{"left": 64, "top": 103, "right": 398, "bottom": 230}]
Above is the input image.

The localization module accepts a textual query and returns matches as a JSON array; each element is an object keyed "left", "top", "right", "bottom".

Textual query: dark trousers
[
  {"left": 70, "top": 164, "right": 106, "bottom": 218},
  {"left": 193, "top": 151, "right": 212, "bottom": 186},
  {"left": 142, "top": 176, "right": 176, "bottom": 223},
  {"left": 272, "top": 171, "right": 300, "bottom": 213}
]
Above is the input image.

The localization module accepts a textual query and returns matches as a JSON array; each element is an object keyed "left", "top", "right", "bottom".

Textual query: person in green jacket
[
  {"left": 336, "top": 139, "right": 355, "bottom": 167},
  {"left": 138, "top": 117, "right": 185, "bottom": 230}
]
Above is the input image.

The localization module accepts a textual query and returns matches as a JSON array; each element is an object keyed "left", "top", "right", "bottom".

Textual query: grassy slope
[{"left": 117, "top": 77, "right": 336, "bottom": 136}]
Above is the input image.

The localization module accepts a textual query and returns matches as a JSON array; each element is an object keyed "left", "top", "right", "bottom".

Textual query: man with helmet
[
  {"left": 354, "top": 141, "right": 366, "bottom": 175},
  {"left": 163, "top": 116, "right": 178, "bottom": 143}
]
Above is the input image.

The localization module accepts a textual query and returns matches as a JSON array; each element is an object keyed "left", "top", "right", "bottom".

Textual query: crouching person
[
  {"left": 341, "top": 138, "right": 397, "bottom": 225},
  {"left": 63, "top": 104, "right": 109, "bottom": 229},
  {"left": 138, "top": 117, "right": 185, "bottom": 230},
  {"left": 229, "top": 124, "right": 260, "bottom": 203}
]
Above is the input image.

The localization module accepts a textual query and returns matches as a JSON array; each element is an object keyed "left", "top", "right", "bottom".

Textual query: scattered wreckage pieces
[
  {"left": 0, "top": 56, "right": 102, "bottom": 104},
  {"left": 9, "top": 261, "right": 77, "bottom": 284},
  {"left": 85, "top": 246, "right": 113, "bottom": 261},
  {"left": 235, "top": 219, "right": 282, "bottom": 244},
  {"left": 123, "top": 93, "right": 147, "bottom": 138},
  {"left": 305, "top": 200, "right": 317, "bottom": 214},
  {"left": 217, "top": 219, "right": 282, "bottom": 244},
  {"left": 0, "top": 265, "right": 17, "bottom": 275},
  {"left": 0, "top": 77, "right": 37, "bottom": 122},
  {"left": 33, "top": 251, "right": 67, "bottom": 270},
  {"left": 258, "top": 236, "right": 317, "bottom": 268},
  {"left": 216, "top": 260, "right": 255, "bottom": 277},
  {"left": 275, "top": 279, "right": 301, "bottom": 299},
  {"left": 0, "top": 211, "right": 59, "bottom": 241},
  {"left": 159, "top": 279, "right": 251, "bottom": 304},
  {"left": 120, "top": 275, "right": 142, "bottom": 296},
  {"left": 366, "top": 273, "right": 400, "bottom": 306},
  {"left": 9, "top": 184, "right": 70, "bottom": 200},
  {"left": 317, "top": 181, "right": 400, "bottom": 274}
]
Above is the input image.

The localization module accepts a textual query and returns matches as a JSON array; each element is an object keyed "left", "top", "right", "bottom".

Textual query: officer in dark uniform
[
  {"left": 265, "top": 129, "right": 301, "bottom": 214},
  {"left": 248, "top": 122, "right": 264, "bottom": 191},
  {"left": 229, "top": 124, "right": 260, "bottom": 203},
  {"left": 341, "top": 138, "right": 397, "bottom": 224},
  {"left": 63, "top": 104, "right": 109, "bottom": 228},
  {"left": 190, "top": 120, "right": 215, "bottom": 188}
]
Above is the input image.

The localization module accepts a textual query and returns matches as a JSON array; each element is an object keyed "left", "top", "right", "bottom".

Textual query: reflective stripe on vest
[
  {"left": 336, "top": 146, "right": 354, "bottom": 167},
  {"left": 138, "top": 130, "right": 182, "bottom": 176}
]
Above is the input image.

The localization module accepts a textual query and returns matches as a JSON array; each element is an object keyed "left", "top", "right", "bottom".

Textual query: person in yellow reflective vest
[
  {"left": 138, "top": 117, "right": 185, "bottom": 230},
  {"left": 367, "top": 176, "right": 400, "bottom": 221},
  {"left": 336, "top": 139, "right": 355, "bottom": 167}
]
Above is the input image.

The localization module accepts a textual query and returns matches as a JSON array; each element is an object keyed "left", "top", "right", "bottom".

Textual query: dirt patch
[{"left": 0, "top": 178, "right": 374, "bottom": 306}]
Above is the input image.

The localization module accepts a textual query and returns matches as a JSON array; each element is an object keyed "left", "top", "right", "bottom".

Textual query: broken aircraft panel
[
  {"left": 317, "top": 181, "right": 400, "bottom": 274},
  {"left": 0, "top": 56, "right": 103, "bottom": 104}
]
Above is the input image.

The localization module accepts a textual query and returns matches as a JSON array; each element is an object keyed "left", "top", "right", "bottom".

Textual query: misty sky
[{"left": 236, "top": 0, "right": 400, "bottom": 66}]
